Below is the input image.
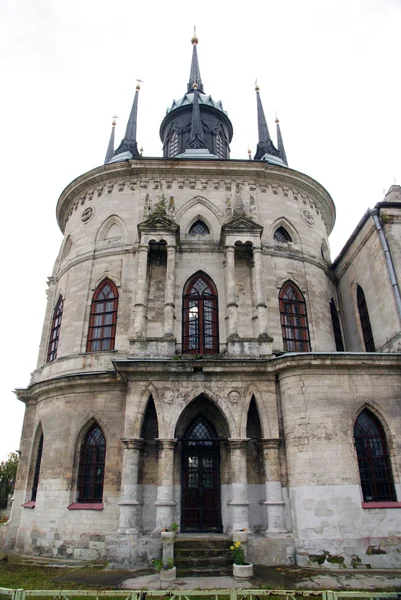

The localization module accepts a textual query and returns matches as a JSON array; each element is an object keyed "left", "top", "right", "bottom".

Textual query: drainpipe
[{"left": 371, "top": 209, "right": 401, "bottom": 321}]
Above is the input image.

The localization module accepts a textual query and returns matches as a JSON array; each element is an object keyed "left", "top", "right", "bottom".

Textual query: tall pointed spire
[
  {"left": 187, "top": 28, "right": 204, "bottom": 93},
  {"left": 113, "top": 83, "right": 141, "bottom": 159},
  {"left": 276, "top": 116, "right": 288, "bottom": 166},
  {"left": 254, "top": 83, "right": 282, "bottom": 163},
  {"left": 104, "top": 118, "right": 116, "bottom": 164},
  {"left": 187, "top": 85, "right": 207, "bottom": 149}
]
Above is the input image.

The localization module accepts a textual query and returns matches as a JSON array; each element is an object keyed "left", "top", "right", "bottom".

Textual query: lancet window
[
  {"left": 330, "top": 298, "right": 344, "bottom": 351},
  {"left": 31, "top": 433, "right": 43, "bottom": 502},
  {"left": 189, "top": 220, "right": 210, "bottom": 235},
  {"left": 357, "top": 285, "right": 375, "bottom": 352},
  {"left": 77, "top": 424, "right": 106, "bottom": 503},
  {"left": 47, "top": 295, "right": 64, "bottom": 362},
  {"left": 274, "top": 226, "right": 292, "bottom": 243},
  {"left": 86, "top": 279, "right": 118, "bottom": 352},
  {"left": 354, "top": 409, "right": 396, "bottom": 502},
  {"left": 183, "top": 273, "right": 218, "bottom": 354},
  {"left": 279, "top": 281, "right": 310, "bottom": 352},
  {"left": 169, "top": 131, "right": 179, "bottom": 157}
]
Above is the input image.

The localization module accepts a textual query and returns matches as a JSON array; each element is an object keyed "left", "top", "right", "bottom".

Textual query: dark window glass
[
  {"left": 274, "top": 227, "right": 292, "bottom": 243},
  {"left": 216, "top": 134, "right": 224, "bottom": 158},
  {"left": 87, "top": 279, "right": 118, "bottom": 352},
  {"left": 189, "top": 220, "right": 210, "bottom": 235},
  {"left": 330, "top": 299, "right": 344, "bottom": 351},
  {"left": 47, "top": 295, "right": 63, "bottom": 362},
  {"left": 357, "top": 286, "right": 375, "bottom": 352},
  {"left": 354, "top": 409, "right": 396, "bottom": 502},
  {"left": 279, "top": 281, "right": 310, "bottom": 352},
  {"left": 31, "top": 434, "right": 43, "bottom": 502},
  {"left": 77, "top": 424, "right": 106, "bottom": 503},
  {"left": 183, "top": 273, "right": 218, "bottom": 354}
]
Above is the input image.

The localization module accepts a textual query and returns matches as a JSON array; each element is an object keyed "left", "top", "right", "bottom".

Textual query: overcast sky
[{"left": 1, "top": 0, "right": 400, "bottom": 461}]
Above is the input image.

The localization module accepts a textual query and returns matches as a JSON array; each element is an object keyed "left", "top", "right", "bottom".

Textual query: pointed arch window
[
  {"left": 169, "top": 131, "right": 179, "bottom": 158},
  {"left": 183, "top": 273, "right": 218, "bottom": 354},
  {"left": 279, "top": 281, "right": 310, "bottom": 352},
  {"left": 354, "top": 409, "right": 396, "bottom": 502},
  {"left": 31, "top": 433, "right": 43, "bottom": 502},
  {"left": 47, "top": 295, "right": 63, "bottom": 362},
  {"left": 189, "top": 220, "right": 210, "bottom": 236},
  {"left": 357, "top": 285, "right": 375, "bottom": 352},
  {"left": 86, "top": 279, "right": 118, "bottom": 352},
  {"left": 330, "top": 298, "right": 344, "bottom": 351},
  {"left": 77, "top": 424, "right": 106, "bottom": 503},
  {"left": 274, "top": 226, "right": 292, "bottom": 243}
]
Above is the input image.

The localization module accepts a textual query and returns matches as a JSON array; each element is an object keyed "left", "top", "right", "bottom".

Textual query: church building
[{"left": 2, "top": 35, "right": 401, "bottom": 569}]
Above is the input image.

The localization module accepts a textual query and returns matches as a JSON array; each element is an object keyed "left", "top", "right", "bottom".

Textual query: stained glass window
[{"left": 189, "top": 220, "right": 210, "bottom": 235}]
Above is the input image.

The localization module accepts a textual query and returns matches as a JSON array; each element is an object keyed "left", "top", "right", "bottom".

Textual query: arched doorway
[{"left": 181, "top": 415, "right": 221, "bottom": 532}]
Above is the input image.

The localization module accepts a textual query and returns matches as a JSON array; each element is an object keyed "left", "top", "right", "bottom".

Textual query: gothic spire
[
  {"left": 254, "top": 83, "right": 282, "bottom": 162},
  {"left": 104, "top": 118, "right": 116, "bottom": 164},
  {"left": 187, "top": 30, "right": 204, "bottom": 94},
  {"left": 187, "top": 85, "right": 207, "bottom": 149},
  {"left": 276, "top": 116, "right": 288, "bottom": 166},
  {"left": 113, "top": 83, "right": 141, "bottom": 159}
]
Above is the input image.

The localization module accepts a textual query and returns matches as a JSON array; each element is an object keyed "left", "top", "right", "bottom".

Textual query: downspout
[{"left": 371, "top": 209, "right": 401, "bottom": 321}]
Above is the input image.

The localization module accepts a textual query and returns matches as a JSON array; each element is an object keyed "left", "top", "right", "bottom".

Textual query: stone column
[
  {"left": 261, "top": 439, "right": 286, "bottom": 533},
  {"left": 163, "top": 245, "right": 176, "bottom": 338},
  {"left": 228, "top": 439, "right": 250, "bottom": 531},
  {"left": 224, "top": 245, "right": 239, "bottom": 338},
  {"left": 133, "top": 244, "right": 149, "bottom": 338},
  {"left": 252, "top": 246, "right": 268, "bottom": 337},
  {"left": 154, "top": 439, "right": 177, "bottom": 532},
  {"left": 118, "top": 438, "right": 143, "bottom": 534}
]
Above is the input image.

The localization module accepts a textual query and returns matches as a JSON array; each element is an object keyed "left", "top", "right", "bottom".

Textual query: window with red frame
[
  {"left": 357, "top": 285, "right": 375, "bottom": 352},
  {"left": 279, "top": 281, "right": 310, "bottom": 352},
  {"left": 47, "top": 295, "right": 63, "bottom": 362},
  {"left": 354, "top": 409, "right": 396, "bottom": 502},
  {"left": 86, "top": 279, "right": 118, "bottom": 352},
  {"left": 183, "top": 273, "right": 218, "bottom": 354},
  {"left": 77, "top": 424, "right": 106, "bottom": 503}
]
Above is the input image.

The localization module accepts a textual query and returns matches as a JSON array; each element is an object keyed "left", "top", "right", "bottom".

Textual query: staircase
[{"left": 174, "top": 535, "right": 232, "bottom": 577}]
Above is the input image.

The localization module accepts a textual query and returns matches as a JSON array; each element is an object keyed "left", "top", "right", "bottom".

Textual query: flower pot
[
  {"left": 233, "top": 562, "right": 253, "bottom": 579},
  {"left": 160, "top": 566, "right": 176, "bottom": 581},
  {"left": 233, "top": 531, "right": 248, "bottom": 544},
  {"left": 161, "top": 531, "right": 176, "bottom": 543}
]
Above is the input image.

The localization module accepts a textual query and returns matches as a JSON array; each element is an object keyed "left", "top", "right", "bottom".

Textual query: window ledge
[
  {"left": 21, "top": 501, "right": 36, "bottom": 509},
  {"left": 362, "top": 501, "right": 401, "bottom": 509},
  {"left": 67, "top": 502, "right": 103, "bottom": 510}
]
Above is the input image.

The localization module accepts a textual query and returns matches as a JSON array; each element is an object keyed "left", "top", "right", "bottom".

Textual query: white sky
[{"left": 1, "top": 0, "right": 400, "bottom": 461}]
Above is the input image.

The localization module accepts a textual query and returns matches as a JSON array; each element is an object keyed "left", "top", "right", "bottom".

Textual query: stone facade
[{"left": 2, "top": 70, "right": 401, "bottom": 571}]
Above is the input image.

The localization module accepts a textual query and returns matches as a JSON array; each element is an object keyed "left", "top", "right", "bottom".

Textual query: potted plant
[
  {"left": 153, "top": 557, "right": 176, "bottom": 582},
  {"left": 161, "top": 521, "right": 179, "bottom": 543},
  {"left": 230, "top": 541, "right": 253, "bottom": 579}
]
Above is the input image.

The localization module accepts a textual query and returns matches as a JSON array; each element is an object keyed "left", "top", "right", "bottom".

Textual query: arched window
[
  {"left": 47, "top": 295, "right": 63, "bottom": 362},
  {"left": 357, "top": 285, "right": 375, "bottom": 352},
  {"left": 330, "top": 298, "right": 344, "bottom": 351},
  {"left": 86, "top": 279, "right": 118, "bottom": 352},
  {"left": 189, "top": 220, "right": 210, "bottom": 236},
  {"left": 279, "top": 281, "right": 310, "bottom": 352},
  {"left": 274, "top": 226, "right": 292, "bottom": 243},
  {"left": 77, "top": 424, "right": 106, "bottom": 503},
  {"left": 31, "top": 433, "right": 43, "bottom": 502},
  {"left": 169, "top": 131, "right": 179, "bottom": 157},
  {"left": 183, "top": 273, "right": 218, "bottom": 354},
  {"left": 354, "top": 409, "right": 396, "bottom": 502}
]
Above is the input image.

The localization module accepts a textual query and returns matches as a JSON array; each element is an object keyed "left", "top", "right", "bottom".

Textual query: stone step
[
  {"left": 176, "top": 566, "right": 233, "bottom": 577},
  {"left": 175, "top": 547, "right": 230, "bottom": 557},
  {"left": 175, "top": 539, "right": 231, "bottom": 550},
  {"left": 175, "top": 556, "right": 232, "bottom": 569}
]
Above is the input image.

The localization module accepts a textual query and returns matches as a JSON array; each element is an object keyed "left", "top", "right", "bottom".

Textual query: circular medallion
[
  {"left": 81, "top": 207, "right": 94, "bottom": 223},
  {"left": 301, "top": 209, "right": 314, "bottom": 227}
]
